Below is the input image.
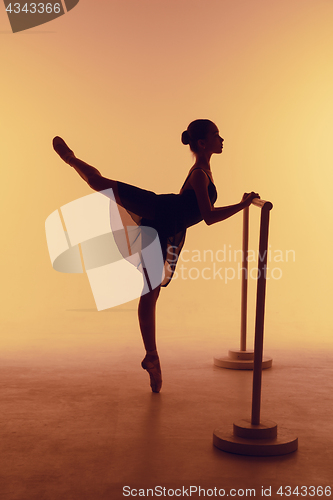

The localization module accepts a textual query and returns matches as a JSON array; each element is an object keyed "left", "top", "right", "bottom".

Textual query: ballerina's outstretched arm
[{"left": 189, "top": 168, "right": 259, "bottom": 225}]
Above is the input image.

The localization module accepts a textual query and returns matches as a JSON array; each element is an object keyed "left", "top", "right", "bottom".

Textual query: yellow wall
[{"left": 1, "top": 0, "right": 332, "bottom": 350}]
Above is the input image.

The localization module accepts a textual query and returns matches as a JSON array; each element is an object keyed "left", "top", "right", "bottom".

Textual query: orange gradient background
[{"left": 0, "top": 0, "right": 332, "bottom": 356}]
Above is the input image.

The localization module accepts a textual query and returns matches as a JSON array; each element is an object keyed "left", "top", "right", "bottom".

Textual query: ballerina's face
[
  {"left": 201, "top": 124, "right": 224, "bottom": 154},
  {"left": 208, "top": 125, "right": 224, "bottom": 154}
]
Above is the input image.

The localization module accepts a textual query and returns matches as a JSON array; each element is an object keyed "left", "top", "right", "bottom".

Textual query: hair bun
[{"left": 181, "top": 130, "right": 190, "bottom": 145}]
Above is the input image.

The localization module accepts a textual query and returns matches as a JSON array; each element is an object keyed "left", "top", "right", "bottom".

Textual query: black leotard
[{"left": 117, "top": 168, "right": 217, "bottom": 286}]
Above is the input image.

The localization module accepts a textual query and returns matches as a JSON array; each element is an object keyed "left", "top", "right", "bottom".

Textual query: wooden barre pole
[
  {"left": 214, "top": 198, "right": 273, "bottom": 371},
  {"left": 240, "top": 199, "right": 272, "bottom": 354},
  {"left": 240, "top": 206, "right": 249, "bottom": 351},
  {"left": 251, "top": 205, "right": 272, "bottom": 425}
]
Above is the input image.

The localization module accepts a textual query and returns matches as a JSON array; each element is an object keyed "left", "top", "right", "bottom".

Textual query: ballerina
[{"left": 53, "top": 119, "right": 259, "bottom": 393}]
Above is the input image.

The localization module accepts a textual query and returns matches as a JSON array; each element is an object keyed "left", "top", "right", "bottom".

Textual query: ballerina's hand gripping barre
[{"left": 53, "top": 120, "right": 259, "bottom": 393}]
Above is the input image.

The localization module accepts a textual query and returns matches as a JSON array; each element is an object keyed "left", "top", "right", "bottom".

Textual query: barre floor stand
[
  {"left": 213, "top": 201, "right": 298, "bottom": 455},
  {"left": 214, "top": 199, "right": 273, "bottom": 370}
]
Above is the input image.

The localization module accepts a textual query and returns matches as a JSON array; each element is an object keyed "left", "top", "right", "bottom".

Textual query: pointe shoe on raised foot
[
  {"left": 141, "top": 355, "right": 162, "bottom": 393},
  {"left": 53, "top": 136, "right": 75, "bottom": 163}
]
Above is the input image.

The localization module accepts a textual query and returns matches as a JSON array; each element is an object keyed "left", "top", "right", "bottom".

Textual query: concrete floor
[{"left": 1, "top": 312, "right": 332, "bottom": 500}]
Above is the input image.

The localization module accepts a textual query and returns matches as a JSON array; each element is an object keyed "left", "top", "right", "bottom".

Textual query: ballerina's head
[{"left": 181, "top": 119, "right": 224, "bottom": 156}]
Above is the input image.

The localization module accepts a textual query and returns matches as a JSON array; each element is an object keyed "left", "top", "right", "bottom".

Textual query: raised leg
[
  {"left": 68, "top": 156, "right": 120, "bottom": 195},
  {"left": 53, "top": 136, "right": 119, "bottom": 193},
  {"left": 53, "top": 136, "right": 159, "bottom": 218}
]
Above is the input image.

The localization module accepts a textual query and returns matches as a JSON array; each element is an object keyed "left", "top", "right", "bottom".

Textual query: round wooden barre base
[
  {"left": 213, "top": 420, "right": 298, "bottom": 456},
  {"left": 214, "top": 349, "right": 273, "bottom": 370},
  {"left": 234, "top": 419, "right": 277, "bottom": 439}
]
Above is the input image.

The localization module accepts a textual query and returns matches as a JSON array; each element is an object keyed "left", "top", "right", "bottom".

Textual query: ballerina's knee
[{"left": 88, "top": 174, "right": 117, "bottom": 192}]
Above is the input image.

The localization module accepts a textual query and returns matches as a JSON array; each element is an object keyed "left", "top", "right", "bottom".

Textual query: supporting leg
[
  {"left": 138, "top": 285, "right": 161, "bottom": 352},
  {"left": 138, "top": 286, "right": 162, "bottom": 393}
]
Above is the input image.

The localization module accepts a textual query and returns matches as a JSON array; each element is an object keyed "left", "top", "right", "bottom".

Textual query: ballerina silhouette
[{"left": 53, "top": 119, "right": 259, "bottom": 393}]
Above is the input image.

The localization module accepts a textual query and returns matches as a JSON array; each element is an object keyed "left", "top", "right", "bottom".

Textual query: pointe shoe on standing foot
[
  {"left": 53, "top": 136, "right": 75, "bottom": 163},
  {"left": 141, "top": 354, "right": 162, "bottom": 393}
]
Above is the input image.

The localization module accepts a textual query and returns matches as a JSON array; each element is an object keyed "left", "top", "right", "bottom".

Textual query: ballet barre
[
  {"left": 213, "top": 198, "right": 298, "bottom": 455},
  {"left": 214, "top": 198, "right": 273, "bottom": 370}
]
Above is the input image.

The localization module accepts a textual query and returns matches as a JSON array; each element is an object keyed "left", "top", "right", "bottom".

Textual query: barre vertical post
[
  {"left": 240, "top": 206, "right": 249, "bottom": 352},
  {"left": 251, "top": 204, "right": 271, "bottom": 425},
  {"left": 213, "top": 199, "right": 272, "bottom": 370}
]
